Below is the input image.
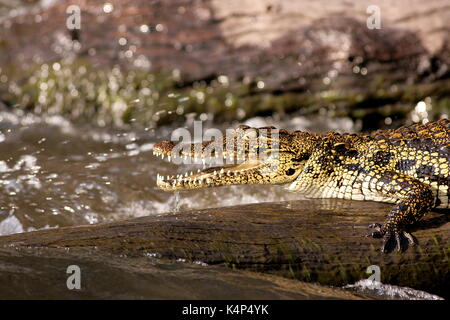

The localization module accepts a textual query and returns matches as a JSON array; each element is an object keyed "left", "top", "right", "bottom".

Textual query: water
[
  {"left": 344, "top": 280, "right": 444, "bottom": 300},
  {"left": 0, "top": 107, "right": 360, "bottom": 235}
]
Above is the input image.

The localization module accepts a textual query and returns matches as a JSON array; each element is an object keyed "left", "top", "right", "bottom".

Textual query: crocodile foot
[{"left": 367, "top": 223, "right": 417, "bottom": 253}]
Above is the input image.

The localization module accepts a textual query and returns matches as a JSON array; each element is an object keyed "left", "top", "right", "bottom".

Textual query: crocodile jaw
[
  {"left": 154, "top": 160, "right": 271, "bottom": 191},
  {"left": 152, "top": 145, "right": 300, "bottom": 191},
  {"left": 152, "top": 126, "right": 312, "bottom": 191}
]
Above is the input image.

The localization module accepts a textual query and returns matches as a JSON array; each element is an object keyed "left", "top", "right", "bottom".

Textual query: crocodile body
[{"left": 153, "top": 119, "right": 450, "bottom": 252}]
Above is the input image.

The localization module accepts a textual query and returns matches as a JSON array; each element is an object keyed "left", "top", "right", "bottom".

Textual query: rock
[
  {"left": 0, "top": 246, "right": 368, "bottom": 299},
  {"left": 0, "top": 199, "right": 448, "bottom": 298},
  {"left": 0, "top": 0, "right": 449, "bottom": 128}
]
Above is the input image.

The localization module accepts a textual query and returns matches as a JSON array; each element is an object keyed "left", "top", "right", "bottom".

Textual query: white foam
[
  {"left": 0, "top": 215, "right": 24, "bottom": 236},
  {"left": 344, "top": 279, "right": 443, "bottom": 300}
]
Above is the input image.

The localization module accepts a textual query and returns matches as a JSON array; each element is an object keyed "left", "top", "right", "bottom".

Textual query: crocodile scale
[{"left": 153, "top": 119, "right": 450, "bottom": 252}]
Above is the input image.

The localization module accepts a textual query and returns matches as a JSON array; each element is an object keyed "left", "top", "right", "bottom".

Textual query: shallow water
[{"left": 344, "top": 280, "right": 443, "bottom": 300}]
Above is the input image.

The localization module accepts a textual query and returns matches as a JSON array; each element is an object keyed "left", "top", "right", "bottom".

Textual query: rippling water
[{"left": 0, "top": 107, "right": 360, "bottom": 235}]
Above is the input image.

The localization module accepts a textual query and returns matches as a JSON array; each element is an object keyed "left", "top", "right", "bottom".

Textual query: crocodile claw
[
  {"left": 367, "top": 223, "right": 384, "bottom": 238},
  {"left": 367, "top": 224, "right": 417, "bottom": 253}
]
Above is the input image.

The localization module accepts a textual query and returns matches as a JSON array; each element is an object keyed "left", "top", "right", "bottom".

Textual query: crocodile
[{"left": 152, "top": 119, "right": 450, "bottom": 252}]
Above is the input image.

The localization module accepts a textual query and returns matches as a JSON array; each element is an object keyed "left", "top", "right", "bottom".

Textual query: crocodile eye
[{"left": 285, "top": 168, "right": 296, "bottom": 175}]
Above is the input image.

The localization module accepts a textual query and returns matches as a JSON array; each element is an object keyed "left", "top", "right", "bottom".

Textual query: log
[
  {"left": 0, "top": 246, "right": 367, "bottom": 299},
  {"left": 0, "top": 199, "right": 448, "bottom": 298}
]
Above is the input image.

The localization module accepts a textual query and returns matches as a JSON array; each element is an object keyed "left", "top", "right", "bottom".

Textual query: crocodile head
[{"left": 153, "top": 125, "right": 316, "bottom": 191}]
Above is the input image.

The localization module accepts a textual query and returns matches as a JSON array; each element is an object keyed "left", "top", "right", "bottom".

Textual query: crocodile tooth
[
  {"left": 213, "top": 170, "right": 217, "bottom": 175},
  {"left": 168, "top": 156, "right": 171, "bottom": 162}
]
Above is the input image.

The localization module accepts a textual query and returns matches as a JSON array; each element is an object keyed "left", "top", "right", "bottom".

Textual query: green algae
[{"left": 1, "top": 58, "right": 449, "bottom": 128}]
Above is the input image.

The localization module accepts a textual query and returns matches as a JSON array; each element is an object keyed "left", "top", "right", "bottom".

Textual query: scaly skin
[{"left": 153, "top": 119, "right": 450, "bottom": 253}]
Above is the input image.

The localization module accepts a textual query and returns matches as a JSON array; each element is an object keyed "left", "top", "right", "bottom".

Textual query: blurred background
[{"left": 0, "top": 0, "right": 449, "bottom": 235}]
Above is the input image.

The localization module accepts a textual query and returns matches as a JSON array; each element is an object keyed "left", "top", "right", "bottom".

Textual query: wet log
[
  {"left": 0, "top": 246, "right": 367, "bottom": 299},
  {"left": 0, "top": 199, "right": 448, "bottom": 298}
]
